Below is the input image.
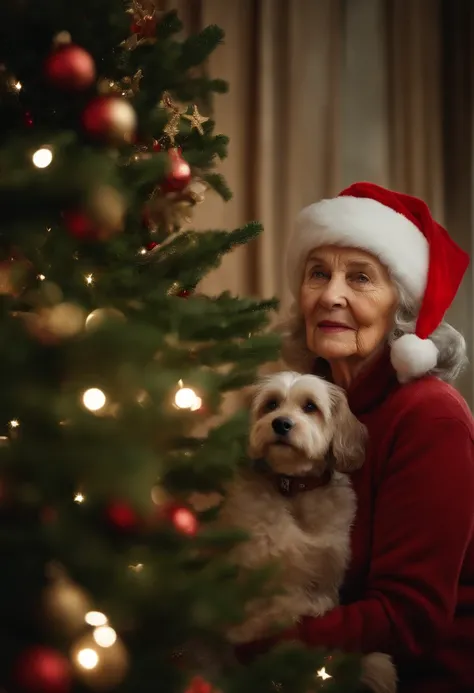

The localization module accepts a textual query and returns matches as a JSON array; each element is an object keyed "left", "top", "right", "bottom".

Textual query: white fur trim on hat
[
  {"left": 287, "top": 196, "right": 429, "bottom": 301},
  {"left": 390, "top": 334, "right": 439, "bottom": 383}
]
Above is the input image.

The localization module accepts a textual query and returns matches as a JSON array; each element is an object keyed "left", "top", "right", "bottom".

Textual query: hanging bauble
[
  {"left": 13, "top": 646, "right": 71, "bottom": 693},
  {"left": 185, "top": 676, "right": 213, "bottom": 693},
  {"left": 82, "top": 96, "right": 137, "bottom": 145},
  {"left": 40, "top": 572, "right": 91, "bottom": 638},
  {"left": 161, "top": 148, "right": 191, "bottom": 193},
  {"left": 71, "top": 631, "right": 128, "bottom": 691},
  {"left": 44, "top": 44, "right": 96, "bottom": 91},
  {"left": 105, "top": 501, "right": 138, "bottom": 531},
  {"left": 164, "top": 503, "right": 198, "bottom": 537}
]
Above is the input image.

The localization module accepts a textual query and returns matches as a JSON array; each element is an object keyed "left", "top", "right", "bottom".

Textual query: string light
[
  {"left": 82, "top": 388, "right": 106, "bottom": 412},
  {"left": 85, "top": 611, "right": 108, "bottom": 627},
  {"left": 32, "top": 146, "right": 53, "bottom": 169},
  {"left": 76, "top": 647, "right": 99, "bottom": 670},
  {"left": 84, "top": 273, "right": 94, "bottom": 286},
  {"left": 74, "top": 492, "right": 85, "bottom": 504},
  {"left": 14, "top": 81, "right": 22, "bottom": 91},
  {"left": 93, "top": 626, "right": 117, "bottom": 648},
  {"left": 174, "top": 380, "right": 202, "bottom": 411},
  {"left": 138, "top": 247, "right": 147, "bottom": 255},
  {"left": 317, "top": 667, "right": 332, "bottom": 681},
  {"left": 37, "top": 273, "right": 46, "bottom": 281},
  {"left": 8, "top": 419, "right": 19, "bottom": 429}
]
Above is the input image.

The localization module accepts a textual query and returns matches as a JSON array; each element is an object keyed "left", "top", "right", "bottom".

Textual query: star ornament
[{"left": 182, "top": 105, "right": 209, "bottom": 135}]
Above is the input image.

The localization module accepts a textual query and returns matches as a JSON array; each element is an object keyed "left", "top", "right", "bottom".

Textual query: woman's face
[{"left": 300, "top": 245, "right": 398, "bottom": 364}]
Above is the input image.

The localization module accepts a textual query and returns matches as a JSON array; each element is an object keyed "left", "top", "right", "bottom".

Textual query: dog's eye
[
  {"left": 302, "top": 400, "right": 318, "bottom": 413},
  {"left": 264, "top": 399, "right": 279, "bottom": 412}
]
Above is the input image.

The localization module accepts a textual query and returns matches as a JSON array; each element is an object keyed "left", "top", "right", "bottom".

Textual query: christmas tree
[{"left": 0, "top": 2, "right": 361, "bottom": 693}]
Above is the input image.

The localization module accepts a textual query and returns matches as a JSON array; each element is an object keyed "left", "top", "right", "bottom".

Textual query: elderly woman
[{"left": 239, "top": 182, "right": 474, "bottom": 693}]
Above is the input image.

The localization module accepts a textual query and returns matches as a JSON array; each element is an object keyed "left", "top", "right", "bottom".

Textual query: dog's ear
[{"left": 329, "top": 384, "right": 367, "bottom": 472}]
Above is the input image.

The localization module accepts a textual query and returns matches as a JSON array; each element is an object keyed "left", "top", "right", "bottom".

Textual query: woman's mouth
[{"left": 317, "top": 321, "right": 354, "bottom": 333}]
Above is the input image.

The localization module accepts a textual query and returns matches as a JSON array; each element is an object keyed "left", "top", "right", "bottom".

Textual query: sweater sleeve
[{"left": 299, "top": 414, "right": 474, "bottom": 658}]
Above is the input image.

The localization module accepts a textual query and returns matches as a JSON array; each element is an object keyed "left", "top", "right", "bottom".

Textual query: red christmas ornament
[
  {"left": 82, "top": 96, "right": 137, "bottom": 144},
  {"left": 185, "top": 676, "right": 213, "bottom": 693},
  {"left": 161, "top": 148, "right": 191, "bottom": 193},
  {"left": 14, "top": 646, "right": 71, "bottom": 693},
  {"left": 44, "top": 44, "right": 96, "bottom": 91},
  {"left": 177, "top": 289, "right": 191, "bottom": 299},
  {"left": 106, "top": 501, "right": 138, "bottom": 530},
  {"left": 165, "top": 503, "right": 198, "bottom": 536},
  {"left": 131, "top": 15, "right": 157, "bottom": 38},
  {"left": 63, "top": 210, "right": 96, "bottom": 240},
  {"left": 152, "top": 139, "right": 162, "bottom": 152},
  {"left": 146, "top": 241, "right": 158, "bottom": 251}
]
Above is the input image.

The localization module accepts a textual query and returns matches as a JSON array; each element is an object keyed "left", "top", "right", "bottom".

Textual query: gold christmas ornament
[
  {"left": 71, "top": 631, "right": 129, "bottom": 690},
  {"left": 87, "top": 185, "right": 126, "bottom": 238},
  {"left": 182, "top": 104, "right": 209, "bottom": 135},
  {"left": 22, "top": 303, "right": 86, "bottom": 344},
  {"left": 85, "top": 308, "right": 126, "bottom": 331},
  {"left": 40, "top": 570, "right": 92, "bottom": 638}
]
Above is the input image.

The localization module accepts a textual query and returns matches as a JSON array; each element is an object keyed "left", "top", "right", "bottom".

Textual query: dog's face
[{"left": 249, "top": 372, "right": 366, "bottom": 476}]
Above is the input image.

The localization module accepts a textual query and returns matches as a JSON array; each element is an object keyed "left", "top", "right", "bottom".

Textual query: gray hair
[{"left": 279, "top": 276, "right": 468, "bottom": 385}]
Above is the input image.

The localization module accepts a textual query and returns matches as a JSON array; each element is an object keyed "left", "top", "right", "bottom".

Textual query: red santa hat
[{"left": 286, "top": 182, "right": 470, "bottom": 383}]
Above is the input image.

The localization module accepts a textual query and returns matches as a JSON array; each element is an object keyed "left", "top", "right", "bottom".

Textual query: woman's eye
[
  {"left": 309, "top": 268, "right": 328, "bottom": 279},
  {"left": 352, "top": 273, "right": 369, "bottom": 283},
  {"left": 302, "top": 400, "right": 318, "bottom": 413},
  {"left": 265, "top": 399, "right": 279, "bottom": 412}
]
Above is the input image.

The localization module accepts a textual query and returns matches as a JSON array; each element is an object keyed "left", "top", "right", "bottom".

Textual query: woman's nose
[{"left": 318, "top": 276, "right": 348, "bottom": 309}]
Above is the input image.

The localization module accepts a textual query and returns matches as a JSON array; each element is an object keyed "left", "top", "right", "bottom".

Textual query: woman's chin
[{"left": 311, "top": 337, "right": 356, "bottom": 361}]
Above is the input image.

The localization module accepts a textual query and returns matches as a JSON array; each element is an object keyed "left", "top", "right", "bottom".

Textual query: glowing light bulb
[
  {"left": 37, "top": 273, "right": 46, "bottom": 281},
  {"left": 9, "top": 419, "right": 19, "bottom": 428},
  {"left": 93, "top": 625, "right": 117, "bottom": 648},
  {"left": 85, "top": 611, "right": 108, "bottom": 627},
  {"left": 82, "top": 388, "right": 106, "bottom": 412},
  {"left": 174, "top": 384, "right": 201, "bottom": 411},
  {"left": 14, "top": 81, "right": 22, "bottom": 91},
  {"left": 84, "top": 273, "right": 94, "bottom": 286},
  {"left": 76, "top": 647, "right": 99, "bottom": 670},
  {"left": 138, "top": 247, "right": 147, "bottom": 255},
  {"left": 74, "top": 492, "right": 85, "bottom": 504},
  {"left": 32, "top": 147, "right": 53, "bottom": 169},
  {"left": 317, "top": 668, "right": 332, "bottom": 681}
]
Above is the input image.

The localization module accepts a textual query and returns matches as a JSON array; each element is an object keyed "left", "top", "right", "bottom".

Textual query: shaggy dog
[{"left": 219, "top": 372, "right": 396, "bottom": 693}]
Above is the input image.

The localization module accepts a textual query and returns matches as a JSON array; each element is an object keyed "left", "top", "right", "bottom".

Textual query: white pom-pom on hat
[{"left": 390, "top": 334, "right": 439, "bottom": 384}]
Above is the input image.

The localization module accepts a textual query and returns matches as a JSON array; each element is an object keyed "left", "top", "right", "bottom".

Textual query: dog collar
[
  {"left": 274, "top": 468, "right": 333, "bottom": 498},
  {"left": 253, "top": 460, "right": 333, "bottom": 498}
]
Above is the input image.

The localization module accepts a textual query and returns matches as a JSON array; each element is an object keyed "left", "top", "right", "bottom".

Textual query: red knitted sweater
[{"left": 298, "top": 350, "right": 474, "bottom": 692}]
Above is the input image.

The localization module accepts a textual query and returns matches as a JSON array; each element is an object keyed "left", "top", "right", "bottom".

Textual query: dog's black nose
[{"left": 272, "top": 416, "right": 294, "bottom": 436}]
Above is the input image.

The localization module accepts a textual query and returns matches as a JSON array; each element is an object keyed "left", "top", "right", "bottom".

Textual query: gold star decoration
[
  {"left": 182, "top": 105, "right": 209, "bottom": 135},
  {"left": 160, "top": 93, "right": 209, "bottom": 143}
]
